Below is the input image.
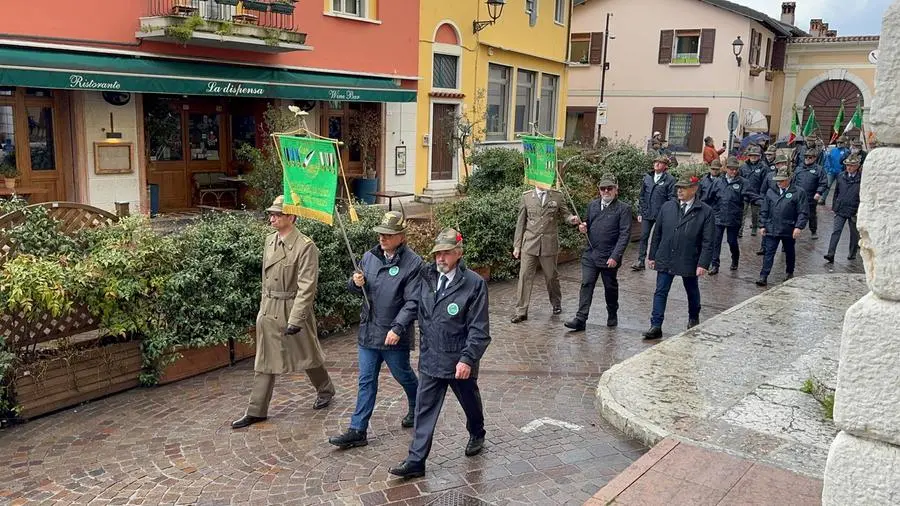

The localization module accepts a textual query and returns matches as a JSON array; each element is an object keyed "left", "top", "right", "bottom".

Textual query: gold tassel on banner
[{"left": 336, "top": 152, "right": 359, "bottom": 223}]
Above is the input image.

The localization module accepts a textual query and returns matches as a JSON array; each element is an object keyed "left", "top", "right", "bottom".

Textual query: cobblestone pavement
[{"left": 0, "top": 211, "right": 863, "bottom": 506}]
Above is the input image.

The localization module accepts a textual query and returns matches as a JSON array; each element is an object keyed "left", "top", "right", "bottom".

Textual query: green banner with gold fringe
[
  {"left": 521, "top": 135, "right": 557, "bottom": 189},
  {"left": 273, "top": 134, "right": 340, "bottom": 225}
]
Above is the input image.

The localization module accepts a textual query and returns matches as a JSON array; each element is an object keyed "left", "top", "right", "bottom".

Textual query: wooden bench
[{"left": 192, "top": 172, "right": 239, "bottom": 208}]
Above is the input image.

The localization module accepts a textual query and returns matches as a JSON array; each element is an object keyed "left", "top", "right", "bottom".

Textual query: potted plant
[
  {"left": 270, "top": 0, "right": 295, "bottom": 14},
  {"left": 0, "top": 160, "right": 17, "bottom": 189},
  {"left": 241, "top": 0, "right": 269, "bottom": 11},
  {"left": 348, "top": 107, "right": 381, "bottom": 204}
]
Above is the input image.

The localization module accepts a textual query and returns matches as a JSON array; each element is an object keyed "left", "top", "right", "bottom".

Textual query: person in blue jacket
[
  {"left": 821, "top": 138, "right": 849, "bottom": 205},
  {"left": 389, "top": 228, "right": 491, "bottom": 479},
  {"left": 704, "top": 156, "right": 761, "bottom": 274},
  {"left": 756, "top": 169, "right": 809, "bottom": 286},
  {"left": 632, "top": 154, "right": 676, "bottom": 271},
  {"left": 328, "top": 211, "right": 422, "bottom": 450}
]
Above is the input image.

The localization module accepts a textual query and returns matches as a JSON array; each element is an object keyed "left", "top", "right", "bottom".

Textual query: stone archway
[
  {"left": 795, "top": 69, "right": 873, "bottom": 139},
  {"left": 804, "top": 80, "right": 863, "bottom": 139}
]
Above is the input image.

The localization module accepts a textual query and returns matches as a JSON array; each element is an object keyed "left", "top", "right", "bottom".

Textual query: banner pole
[
  {"left": 556, "top": 154, "right": 594, "bottom": 250},
  {"left": 334, "top": 206, "right": 370, "bottom": 310}
]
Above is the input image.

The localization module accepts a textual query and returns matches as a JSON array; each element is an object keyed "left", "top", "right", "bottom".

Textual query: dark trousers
[
  {"left": 650, "top": 271, "right": 701, "bottom": 328},
  {"left": 406, "top": 372, "right": 485, "bottom": 467},
  {"left": 349, "top": 346, "right": 418, "bottom": 431},
  {"left": 636, "top": 219, "right": 655, "bottom": 263},
  {"left": 742, "top": 203, "right": 760, "bottom": 231},
  {"left": 712, "top": 225, "right": 740, "bottom": 267},
  {"left": 807, "top": 201, "right": 818, "bottom": 234},
  {"left": 827, "top": 214, "right": 860, "bottom": 258},
  {"left": 760, "top": 235, "right": 796, "bottom": 278},
  {"left": 575, "top": 259, "right": 619, "bottom": 322}
]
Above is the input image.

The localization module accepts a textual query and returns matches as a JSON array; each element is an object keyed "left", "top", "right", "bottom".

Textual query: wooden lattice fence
[{"left": 0, "top": 202, "right": 118, "bottom": 351}]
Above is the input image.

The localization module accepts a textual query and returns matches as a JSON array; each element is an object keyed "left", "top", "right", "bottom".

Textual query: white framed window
[
  {"left": 672, "top": 30, "right": 700, "bottom": 64},
  {"left": 554, "top": 0, "right": 565, "bottom": 23},
  {"left": 486, "top": 64, "right": 511, "bottom": 141},
  {"left": 667, "top": 113, "right": 693, "bottom": 152},
  {"left": 514, "top": 69, "right": 536, "bottom": 133},
  {"left": 569, "top": 33, "right": 592, "bottom": 64},
  {"left": 432, "top": 53, "right": 459, "bottom": 90},
  {"left": 537, "top": 74, "right": 558, "bottom": 135},
  {"left": 526, "top": 0, "right": 536, "bottom": 14},
  {"left": 332, "top": 0, "right": 364, "bottom": 17}
]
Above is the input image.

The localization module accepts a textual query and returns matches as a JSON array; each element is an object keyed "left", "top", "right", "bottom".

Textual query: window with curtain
[
  {"left": 667, "top": 113, "right": 692, "bottom": 152},
  {"left": 486, "top": 64, "right": 510, "bottom": 141},
  {"left": 537, "top": 74, "right": 558, "bottom": 134},
  {"left": 28, "top": 106, "right": 55, "bottom": 170},
  {"left": 514, "top": 70, "right": 536, "bottom": 133}
]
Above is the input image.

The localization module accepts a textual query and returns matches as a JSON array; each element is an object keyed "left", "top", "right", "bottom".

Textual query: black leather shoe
[
  {"left": 755, "top": 277, "right": 768, "bottom": 287},
  {"left": 785, "top": 273, "right": 794, "bottom": 280},
  {"left": 312, "top": 396, "right": 333, "bottom": 410},
  {"left": 564, "top": 318, "right": 585, "bottom": 331},
  {"left": 824, "top": 254, "right": 834, "bottom": 263},
  {"left": 510, "top": 314, "right": 527, "bottom": 323},
  {"left": 465, "top": 436, "right": 485, "bottom": 456},
  {"left": 642, "top": 326, "right": 662, "bottom": 340},
  {"left": 687, "top": 318, "right": 700, "bottom": 329},
  {"left": 328, "top": 429, "right": 368, "bottom": 449},
  {"left": 756, "top": 248, "right": 765, "bottom": 256},
  {"left": 388, "top": 461, "right": 425, "bottom": 478},
  {"left": 231, "top": 414, "right": 267, "bottom": 429},
  {"left": 708, "top": 266, "right": 719, "bottom": 275},
  {"left": 847, "top": 254, "right": 857, "bottom": 261},
  {"left": 607, "top": 317, "right": 618, "bottom": 328},
  {"left": 631, "top": 262, "right": 645, "bottom": 271},
  {"left": 730, "top": 263, "right": 739, "bottom": 271},
  {"left": 811, "top": 232, "right": 819, "bottom": 240},
  {"left": 552, "top": 306, "right": 562, "bottom": 315},
  {"left": 401, "top": 412, "right": 414, "bottom": 428}
]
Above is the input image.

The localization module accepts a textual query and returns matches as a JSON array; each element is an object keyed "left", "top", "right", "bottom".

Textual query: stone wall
[{"left": 822, "top": 2, "right": 900, "bottom": 503}]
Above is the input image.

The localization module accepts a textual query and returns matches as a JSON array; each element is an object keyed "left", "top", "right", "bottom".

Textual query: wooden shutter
[
  {"left": 749, "top": 28, "right": 758, "bottom": 65},
  {"left": 652, "top": 113, "right": 668, "bottom": 138},
  {"left": 687, "top": 113, "right": 706, "bottom": 153},
  {"left": 658, "top": 30, "right": 674, "bottom": 64},
  {"left": 589, "top": 32, "right": 604, "bottom": 65},
  {"left": 764, "top": 37, "right": 772, "bottom": 67},
  {"left": 699, "top": 28, "right": 716, "bottom": 64},
  {"left": 771, "top": 38, "right": 787, "bottom": 70}
]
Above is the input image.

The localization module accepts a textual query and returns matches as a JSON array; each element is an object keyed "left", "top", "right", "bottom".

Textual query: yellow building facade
[{"left": 415, "top": 0, "right": 571, "bottom": 201}]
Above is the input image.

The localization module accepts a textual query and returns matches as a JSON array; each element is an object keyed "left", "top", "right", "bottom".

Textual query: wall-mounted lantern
[
  {"left": 473, "top": 0, "right": 506, "bottom": 34},
  {"left": 732, "top": 36, "right": 745, "bottom": 67}
]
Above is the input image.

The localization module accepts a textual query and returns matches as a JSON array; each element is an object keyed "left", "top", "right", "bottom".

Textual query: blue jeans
[
  {"left": 651, "top": 271, "right": 701, "bottom": 327},
  {"left": 350, "top": 346, "right": 419, "bottom": 431}
]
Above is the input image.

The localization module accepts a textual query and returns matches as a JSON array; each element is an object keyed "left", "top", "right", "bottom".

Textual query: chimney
[
  {"left": 810, "top": 18, "right": 823, "bottom": 37},
  {"left": 781, "top": 2, "right": 796, "bottom": 26},
  {"left": 825, "top": 29, "right": 837, "bottom": 37}
]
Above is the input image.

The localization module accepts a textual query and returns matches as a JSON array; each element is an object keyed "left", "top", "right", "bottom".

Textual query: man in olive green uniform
[
  {"left": 232, "top": 195, "right": 336, "bottom": 429},
  {"left": 511, "top": 187, "right": 580, "bottom": 323}
]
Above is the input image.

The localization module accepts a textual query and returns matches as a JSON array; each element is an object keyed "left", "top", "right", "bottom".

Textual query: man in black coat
[
  {"left": 632, "top": 154, "right": 676, "bottom": 271},
  {"left": 704, "top": 156, "right": 761, "bottom": 274},
  {"left": 792, "top": 148, "right": 827, "bottom": 239},
  {"left": 698, "top": 159, "right": 722, "bottom": 202},
  {"left": 328, "top": 211, "right": 422, "bottom": 450},
  {"left": 739, "top": 145, "right": 767, "bottom": 237},
  {"left": 564, "top": 174, "right": 631, "bottom": 331},
  {"left": 825, "top": 154, "right": 863, "bottom": 263},
  {"left": 389, "top": 228, "right": 491, "bottom": 479},
  {"left": 643, "top": 174, "right": 716, "bottom": 340},
  {"left": 756, "top": 168, "right": 809, "bottom": 286}
]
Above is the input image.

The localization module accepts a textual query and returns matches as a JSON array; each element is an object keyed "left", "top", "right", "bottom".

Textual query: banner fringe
[{"left": 284, "top": 204, "right": 334, "bottom": 225}]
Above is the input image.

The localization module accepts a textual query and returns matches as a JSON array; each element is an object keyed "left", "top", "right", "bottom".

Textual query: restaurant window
[
  {"left": 0, "top": 87, "right": 13, "bottom": 97},
  {"left": 25, "top": 88, "right": 53, "bottom": 98},
  {"left": 537, "top": 74, "right": 558, "bottom": 135},
  {"left": 514, "top": 69, "right": 536, "bottom": 133},
  {"left": 145, "top": 97, "right": 183, "bottom": 162},
  {"left": 0, "top": 105, "right": 15, "bottom": 168},
  {"left": 486, "top": 64, "right": 510, "bottom": 141},
  {"left": 432, "top": 53, "right": 459, "bottom": 90},
  {"left": 333, "top": 0, "right": 363, "bottom": 16},
  {"left": 188, "top": 113, "right": 221, "bottom": 161},
  {"left": 231, "top": 114, "right": 257, "bottom": 158},
  {"left": 27, "top": 106, "right": 55, "bottom": 170}
]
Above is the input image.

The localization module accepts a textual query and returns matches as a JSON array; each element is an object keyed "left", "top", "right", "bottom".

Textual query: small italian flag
[
  {"left": 829, "top": 100, "right": 846, "bottom": 144},
  {"left": 843, "top": 101, "right": 863, "bottom": 135},
  {"left": 789, "top": 104, "right": 800, "bottom": 145}
]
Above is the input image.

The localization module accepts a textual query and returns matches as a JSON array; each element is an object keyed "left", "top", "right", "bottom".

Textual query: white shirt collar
[
  {"left": 437, "top": 267, "right": 458, "bottom": 285},
  {"left": 680, "top": 198, "right": 695, "bottom": 211}
]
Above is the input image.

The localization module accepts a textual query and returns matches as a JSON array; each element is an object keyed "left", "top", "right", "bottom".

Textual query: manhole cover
[{"left": 425, "top": 490, "right": 493, "bottom": 506}]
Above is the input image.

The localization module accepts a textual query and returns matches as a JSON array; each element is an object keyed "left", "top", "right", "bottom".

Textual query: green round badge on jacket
[
  {"left": 447, "top": 303, "right": 460, "bottom": 316},
  {"left": 389, "top": 266, "right": 400, "bottom": 276},
  {"left": 786, "top": 193, "right": 793, "bottom": 199}
]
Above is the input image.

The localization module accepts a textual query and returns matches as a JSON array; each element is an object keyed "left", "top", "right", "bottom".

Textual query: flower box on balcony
[
  {"left": 241, "top": 0, "right": 269, "bottom": 11},
  {"left": 671, "top": 56, "right": 700, "bottom": 65},
  {"left": 765, "top": 70, "right": 775, "bottom": 81},
  {"left": 271, "top": 1, "right": 296, "bottom": 14},
  {"left": 215, "top": 0, "right": 240, "bottom": 5},
  {"left": 749, "top": 65, "right": 764, "bottom": 77}
]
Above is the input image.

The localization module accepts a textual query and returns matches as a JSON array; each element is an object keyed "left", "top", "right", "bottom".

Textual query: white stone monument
[{"left": 822, "top": 2, "right": 900, "bottom": 504}]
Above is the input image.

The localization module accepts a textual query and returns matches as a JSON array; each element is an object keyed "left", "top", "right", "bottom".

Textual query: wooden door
[
  {"left": 431, "top": 103, "right": 456, "bottom": 181},
  {"left": 145, "top": 96, "right": 189, "bottom": 210}
]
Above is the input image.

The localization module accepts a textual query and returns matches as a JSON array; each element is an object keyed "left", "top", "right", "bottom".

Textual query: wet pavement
[{"left": 0, "top": 210, "right": 864, "bottom": 505}]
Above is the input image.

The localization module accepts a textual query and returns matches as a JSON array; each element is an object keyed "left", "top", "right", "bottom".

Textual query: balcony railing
[{"left": 147, "top": 0, "right": 298, "bottom": 32}]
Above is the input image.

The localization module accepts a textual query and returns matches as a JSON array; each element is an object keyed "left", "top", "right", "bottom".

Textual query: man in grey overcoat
[{"left": 232, "top": 195, "right": 336, "bottom": 429}]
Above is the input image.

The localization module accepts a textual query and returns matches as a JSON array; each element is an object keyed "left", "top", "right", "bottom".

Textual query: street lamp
[
  {"left": 732, "top": 36, "right": 744, "bottom": 67},
  {"left": 473, "top": 0, "right": 506, "bottom": 33},
  {"left": 594, "top": 12, "right": 612, "bottom": 147}
]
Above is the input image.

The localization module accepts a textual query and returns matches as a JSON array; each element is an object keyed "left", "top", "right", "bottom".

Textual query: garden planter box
[
  {"left": 472, "top": 266, "right": 491, "bottom": 282},
  {"left": 233, "top": 331, "right": 256, "bottom": 363},
  {"left": 557, "top": 249, "right": 580, "bottom": 264},
  {"left": 14, "top": 341, "right": 142, "bottom": 419},
  {"left": 158, "top": 344, "right": 231, "bottom": 385}
]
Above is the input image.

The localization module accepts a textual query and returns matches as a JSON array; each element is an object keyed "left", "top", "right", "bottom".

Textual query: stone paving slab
[{"left": 597, "top": 273, "right": 869, "bottom": 479}]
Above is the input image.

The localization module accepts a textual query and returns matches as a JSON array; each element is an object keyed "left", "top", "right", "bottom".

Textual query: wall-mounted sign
[
  {"left": 94, "top": 142, "right": 134, "bottom": 175},
  {"left": 102, "top": 92, "right": 132, "bottom": 106},
  {"left": 595, "top": 102, "right": 608, "bottom": 125},
  {"left": 395, "top": 145, "right": 407, "bottom": 176},
  {"left": 868, "top": 49, "right": 879, "bottom": 65}
]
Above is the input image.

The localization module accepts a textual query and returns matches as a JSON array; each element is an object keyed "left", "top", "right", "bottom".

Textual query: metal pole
[{"left": 594, "top": 12, "right": 611, "bottom": 147}]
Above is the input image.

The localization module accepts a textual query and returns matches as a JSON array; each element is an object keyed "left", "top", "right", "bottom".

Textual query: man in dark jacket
[
  {"left": 643, "top": 174, "right": 716, "bottom": 340},
  {"left": 564, "top": 174, "right": 631, "bottom": 331},
  {"left": 704, "top": 156, "right": 760, "bottom": 274},
  {"left": 850, "top": 139, "right": 867, "bottom": 167},
  {"left": 632, "top": 154, "right": 676, "bottom": 271},
  {"left": 328, "top": 211, "right": 422, "bottom": 450},
  {"left": 739, "top": 145, "right": 767, "bottom": 237},
  {"left": 825, "top": 154, "right": 863, "bottom": 263},
  {"left": 792, "top": 149, "right": 827, "bottom": 239},
  {"left": 756, "top": 168, "right": 809, "bottom": 286},
  {"left": 698, "top": 159, "right": 722, "bottom": 202},
  {"left": 756, "top": 154, "right": 790, "bottom": 255},
  {"left": 389, "top": 228, "right": 491, "bottom": 479}
]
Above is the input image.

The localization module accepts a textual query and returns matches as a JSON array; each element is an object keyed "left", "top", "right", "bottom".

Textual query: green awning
[{"left": 0, "top": 45, "right": 416, "bottom": 102}]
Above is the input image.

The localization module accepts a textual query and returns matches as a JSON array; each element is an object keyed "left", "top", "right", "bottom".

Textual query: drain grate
[{"left": 425, "top": 490, "right": 493, "bottom": 506}]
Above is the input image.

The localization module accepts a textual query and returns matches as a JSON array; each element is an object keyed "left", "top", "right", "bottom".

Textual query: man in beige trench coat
[
  {"left": 511, "top": 187, "right": 580, "bottom": 323},
  {"left": 232, "top": 195, "right": 336, "bottom": 429}
]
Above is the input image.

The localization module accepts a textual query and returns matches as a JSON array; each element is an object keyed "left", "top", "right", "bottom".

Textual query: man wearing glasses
[
  {"left": 231, "top": 195, "right": 336, "bottom": 429},
  {"left": 565, "top": 175, "right": 632, "bottom": 331}
]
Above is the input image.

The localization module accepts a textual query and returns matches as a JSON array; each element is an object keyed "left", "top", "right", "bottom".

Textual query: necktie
[
  {"left": 539, "top": 191, "right": 546, "bottom": 205},
  {"left": 436, "top": 275, "right": 447, "bottom": 300},
  {"left": 680, "top": 203, "right": 687, "bottom": 216},
  {"left": 601, "top": 203, "right": 607, "bottom": 212}
]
